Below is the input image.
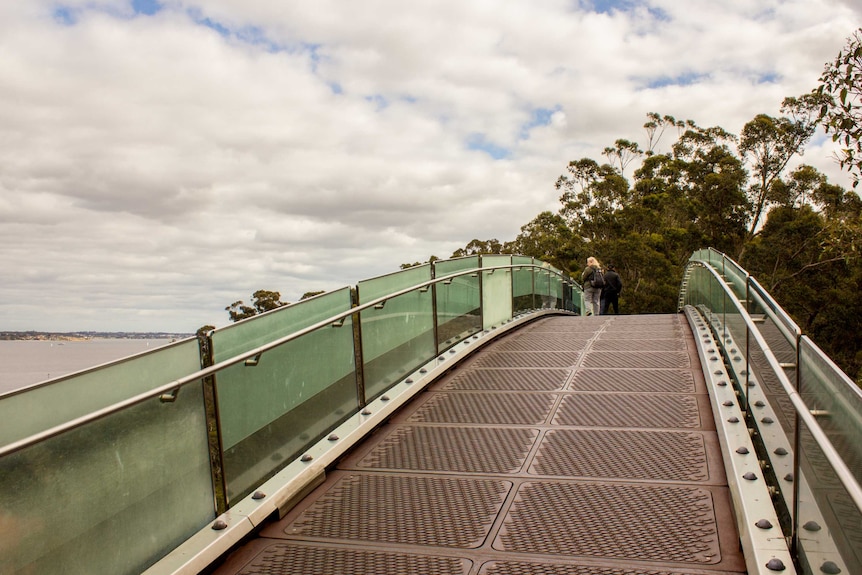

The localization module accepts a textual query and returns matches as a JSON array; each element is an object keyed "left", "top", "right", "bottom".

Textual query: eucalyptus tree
[
  {"left": 816, "top": 27, "right": 862, "bottom": 188},
  {"left": 643, "top": 113, "right": 689, "bottom": 156},
  {"left": 509, "top": 211, "right": 580, "bottom": 272},
  {"left": 225, "top": 289, "right": 286, "bottom": 322},
  {"left": 450, "top": 238, "right": 505, "bottom": 257},
  {"left": 555, "top": 158, "right": 630, "bottom": 242},
  {"left": 602, "top": 139, "right": 644, "bottom": 176},
  {"left": 738, "top": 96, "right": 823, "bottom": 241}
]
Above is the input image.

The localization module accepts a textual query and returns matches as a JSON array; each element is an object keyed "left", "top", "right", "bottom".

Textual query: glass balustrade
[
  {"left": 682, "top": 251, "right": 862, "bottom": 575},
  {"left": 0, "top": 381, "right": 213, "bottom": 575},
  {"left": 210, "top": 287, "right": 358, "bottom": 504},
  {"left": 434, "top": 256, "right": 482, "bottom": 350},
  {"left": 357, "top": 264, "right": 437, "bottom": 401},
  {"left": 0, "top": 255, "right": 598, "bottom": 574},
  {"left": 0, "top": 338, "right": 202, "bottom": 447}
]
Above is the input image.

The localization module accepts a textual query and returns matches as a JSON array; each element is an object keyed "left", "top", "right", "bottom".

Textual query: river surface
[{"left": 0, "top": 339, "right": 174, "bottom": 394}]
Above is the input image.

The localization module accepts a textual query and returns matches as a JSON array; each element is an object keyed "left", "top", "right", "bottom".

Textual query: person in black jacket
[{"left": 600, "top": 263, "right": 623, "bottom": 315}]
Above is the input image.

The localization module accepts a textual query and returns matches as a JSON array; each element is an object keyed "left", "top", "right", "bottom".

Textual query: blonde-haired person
[{"left": 580, "top": 256, "right": 602, "bottom": 316}]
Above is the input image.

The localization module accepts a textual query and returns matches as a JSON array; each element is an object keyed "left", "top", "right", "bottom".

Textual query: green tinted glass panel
[
  {"left": 723, "top": 263, "right": 747, "bottom": 301},
  {"left": 0, "top": 382, "right": 213, "bottom": 575},
  {"left": 512, "top": 257, "right": 535, "bottom": 312},
  {"left": 550, "top": 273, "right": 563, "bottom": 309},
  {"left": 534, "top": 266, "right": 552, "bottom": 310},
  {"left": 212, "top": 288, "right": 353, "bottom": 362},
  {"left": 434, "top": 257, "right": 481, "bottom": 350},
  {"left": 482, "top": 255, "right": 513, "bottom": 329},
  {"left": 211, "top": 289, "right": 358, "bottom": 503},
  {"left": 799, "top": 338, "right": 862, "bottom": 486},
  {"left": 359, "top": 264, "right": 432, "bottom": 301},
  {"left": 749, "top": 279, "right": 799, "bottom": 346},
  {"left": 359, "top": 266, "right": 435, "bottom": 399},
  {"left": 796, "top": 421, "right": 862, "bottom": 574},
  {"left": 0, "top": 338, "right": 202, "bottom": 447}
]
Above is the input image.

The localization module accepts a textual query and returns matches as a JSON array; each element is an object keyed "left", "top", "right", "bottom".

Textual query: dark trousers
[{"left": 600, "top": 291, "right": 619, "bottom": 315}]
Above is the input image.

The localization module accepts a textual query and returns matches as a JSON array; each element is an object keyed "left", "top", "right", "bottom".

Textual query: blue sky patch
[
  {"left": 584, "top": 0, "right": 669, "bottom": 21},
  {"left": 187, "top": 8, "right": 321, "bottom": 59},
  {"left": 53, "top": 6, "right": 76, "bottom": 25},
  {"left": 195, "top": 15, "right": 231, "bottom": 38},
  {"left": 645, "top": 72, "right": 707, "bottom": 89},
  {"left": 54, "top": 1, "right": 162, "bottom": 24},
  {"left": 590, "top": 0, "right": 629, "bottom": 15},
  {"left": 519, "top": 106, "right": 560, "bottom": 139},
  {"left": 132, "top": 0, "right": 161, "bottom": 16},
  {"left": 365, "top": 94, "right": 388, "bottom": 110},
  {"left": 755, "top": 71, "right": 780, "bottom": 84},
  {"left": 646, "top": 6, "right": 670, "bottom": 21},
  {"left": 467, "top": 134, "right": 511, "bottom": 160},
  {"left": 235, "top": 26, "right": 287, "bottom": 53}
]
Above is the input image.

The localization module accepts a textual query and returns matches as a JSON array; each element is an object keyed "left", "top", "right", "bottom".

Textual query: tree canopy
[
  {"left": 816, "top": 27, "right": 862, "bottom": 188},
  {"left": 449, "top": 104, "right": 862, "bottom": 382},
  {"left": 219, "top": 37, "right": 862, "bottom": 382},
  {"left": 225, "top": 290, "right": 287, "bottom": 322}
]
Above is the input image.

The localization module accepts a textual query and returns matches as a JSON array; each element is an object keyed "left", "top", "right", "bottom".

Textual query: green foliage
[
  {"left": 742, "top": 203, "right": 862, "bottom": 382},
  {"left": 400, "top": 256, "right": 439, "bottom": 269},
  {"left": 739, "top": 98, "right": 821, "bottom": 238},
  {"left": 816, "top": 28, "right": 862, "bottom": 188},
  {"left": 534, "top": 107, "right": 859, "bottom": 380},
  {"left": 451, "top": 239, "right": 507, "bottom": 258},
  {"left": 225, "top": 289, "right": 286, "bottom": 322},
  {"left": 509, "top": 211, "right": 581, "bottom": 272}
]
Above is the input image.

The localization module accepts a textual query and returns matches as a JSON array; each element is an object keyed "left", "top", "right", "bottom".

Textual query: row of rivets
[{"left": 692, "top": 307, "right": 790, "bottom": 573}]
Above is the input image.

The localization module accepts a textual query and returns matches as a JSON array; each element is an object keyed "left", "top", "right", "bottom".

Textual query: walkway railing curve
[
  {"left": 681, "top": 247, "right": 862, "bottom": 575},
  {"left": 0, "top": 255, "right": 580, "bottom": 575}
]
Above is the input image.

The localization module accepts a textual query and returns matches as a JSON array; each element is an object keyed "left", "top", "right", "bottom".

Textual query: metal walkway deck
[{"left": 212, "top": 314, "right": 747, "bottom": 575}]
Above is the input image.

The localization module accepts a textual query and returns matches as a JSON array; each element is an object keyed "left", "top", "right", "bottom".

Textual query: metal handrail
[
  {"left": 0, "top": 263, "right": 573, "bottom": 458},
  {"left": 688, "top": 259, "right": 862, "bottom": 512}
]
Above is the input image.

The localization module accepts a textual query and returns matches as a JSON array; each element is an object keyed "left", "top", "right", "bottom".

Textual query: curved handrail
[
  {"left": 686, "top": 259, "right": 862, "bottom": 512},
  {"left": 0, "top": 263, "right": 573, "bottom": 458}
]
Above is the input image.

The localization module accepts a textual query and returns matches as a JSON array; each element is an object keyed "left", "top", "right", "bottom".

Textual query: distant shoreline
[{"left": 0, "top": 331, "right": 194, "bottom": 341}]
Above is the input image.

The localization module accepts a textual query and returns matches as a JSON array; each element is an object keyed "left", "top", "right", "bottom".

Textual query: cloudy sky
[{"left": 0, "top": 0, "right": 859, "bottom": 333}]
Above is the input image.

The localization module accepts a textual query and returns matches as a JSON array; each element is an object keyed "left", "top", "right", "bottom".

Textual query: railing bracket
[{"left": 159, "top": 388, "right": 180, "bottom": 403}]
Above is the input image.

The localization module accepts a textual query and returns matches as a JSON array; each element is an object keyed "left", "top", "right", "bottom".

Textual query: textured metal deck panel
[
  {"left": 215, "top": 315, "right": 746, "bottom": 575},
  {"left": 441, "top": 368, "right": 569, "bottom": 391}
]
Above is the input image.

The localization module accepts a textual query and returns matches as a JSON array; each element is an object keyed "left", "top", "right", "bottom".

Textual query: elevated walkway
[
  {"left": 3, "top": 251, "right": 860, "bottom": 575},
  {"left": 213, "top": 314, "right": 747, "bottom": 575}
]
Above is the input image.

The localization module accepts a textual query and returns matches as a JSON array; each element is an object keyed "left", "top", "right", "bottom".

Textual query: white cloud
[{"left": 0, "top": 0, "right": 859, "bottom": 332}]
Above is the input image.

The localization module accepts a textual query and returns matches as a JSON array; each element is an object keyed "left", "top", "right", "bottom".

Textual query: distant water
[{"left": 0, "top": 339, "right": 174, "bottom": 394}]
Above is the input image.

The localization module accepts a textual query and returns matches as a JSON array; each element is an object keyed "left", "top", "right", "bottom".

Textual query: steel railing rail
[
  {"left": 0, "top": 263, "right": 575, "bottom": 459},
  {"left": 687, "top": 259, "right": 862, "bottom": 513}
]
